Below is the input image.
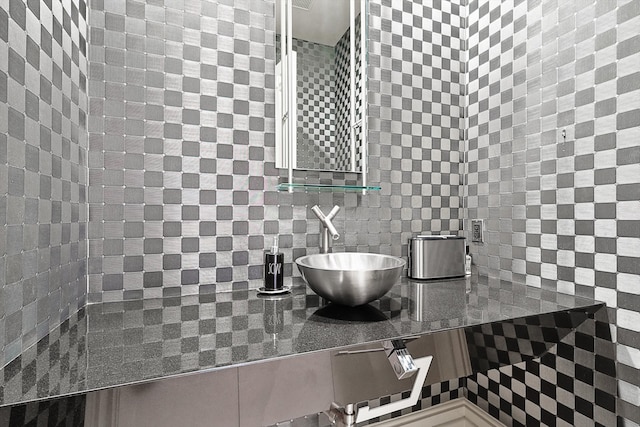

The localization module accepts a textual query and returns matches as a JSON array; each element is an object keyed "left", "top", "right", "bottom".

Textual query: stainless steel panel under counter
[
  {"left": 0, "top": 273, "right": 605, "bottom": 419},
  {"left": 408, "top": 235, "right": 466, "bottom": 280}
]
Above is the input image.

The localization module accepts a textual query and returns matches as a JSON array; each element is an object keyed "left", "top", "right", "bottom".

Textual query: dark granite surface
[{"left": 0, "top": 272, "right": 602, "bottom": 408}]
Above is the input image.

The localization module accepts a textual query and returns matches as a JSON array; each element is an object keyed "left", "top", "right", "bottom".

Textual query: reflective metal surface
[
  {"left": 408, "top": 235, "right": 466, "bottom": 280},
  {"left": 295, "top": 253, "right": 405, "bottom": 306},
  {"left": 328, "top": 338, "right": 432, "bottom": 426},
  {"left": 383, "top": 339, "right": 418, "bottom": 380},
  {"left": 328, "top": 329, "right": 472, "bottom": 410},
  {"left": 91, "top": 303, "right": 607, "bottom": 427}
]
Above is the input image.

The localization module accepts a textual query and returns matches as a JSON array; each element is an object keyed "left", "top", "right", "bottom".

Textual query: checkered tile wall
[
  {"left": 293, "top": 37, "right": 339, "bottom": 171},
  {"left": 87, "top": 0, "right": 278, "bottom": 301},
  {"left": 367, "top": 0, "right": 465, "bottom": 240},
  {"left": 87, "top": 0, "right": 465, "bottom": 302},
  {"left": 3, "top": 0, "right": 636, "bottom": 425},
  {"left": 467, "top": 307, "right": 617, "bottom": 426},
  {"left": 464, "top": 0, "right": 640, "bottom": 424},
  {"left": 0, "top": 0, "right": 88, "bottom": 368}
]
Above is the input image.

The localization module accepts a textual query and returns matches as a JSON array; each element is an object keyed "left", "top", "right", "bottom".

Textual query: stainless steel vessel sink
[{"left": 295, "top": 253, "right": 405, "bottom": 306}]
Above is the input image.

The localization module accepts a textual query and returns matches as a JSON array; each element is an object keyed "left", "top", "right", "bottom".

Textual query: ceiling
[{"left": 276, "top": 0, "right": 362, "bottom": 47}]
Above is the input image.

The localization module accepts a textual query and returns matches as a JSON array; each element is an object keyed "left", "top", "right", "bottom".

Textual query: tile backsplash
[
  {"left": 0, "top": 0, "right": 88, "bottom": 365},
  {"left": 87, "top": 0, "right": 278, "bottom": 301},
  {"left": 87, "top": 0, "right": 465, "bottom": 302}
]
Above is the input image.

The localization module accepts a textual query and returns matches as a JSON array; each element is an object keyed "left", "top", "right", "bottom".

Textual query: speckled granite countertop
[{"left": 0, "top": 273, "right": 602, "bottom": 407}]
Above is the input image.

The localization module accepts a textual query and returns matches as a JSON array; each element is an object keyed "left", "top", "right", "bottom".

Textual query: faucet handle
[
  {"left": 311, "top": 205, "right": 341, "bottom": 247},
  {"left": 326, "top": 205, "right": 340, "bottom": 220},
  {"left": 311, "top": 205, "right": 340, "bottom": 219},
  {"left": 310, "top": 205, "right": 326, "bottom": 220}
]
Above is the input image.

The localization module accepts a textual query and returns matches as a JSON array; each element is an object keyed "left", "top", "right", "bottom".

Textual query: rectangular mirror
[{"left": 276, "top": 0, "right": 367, "bottom": 179}]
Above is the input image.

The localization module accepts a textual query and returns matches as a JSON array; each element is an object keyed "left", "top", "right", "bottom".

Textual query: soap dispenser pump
[{"left": 264, "top": 236, "right": 284, "bottom": 291}]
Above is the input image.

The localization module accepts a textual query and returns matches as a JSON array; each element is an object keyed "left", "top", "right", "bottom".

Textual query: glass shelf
[{"left": 277, "top": 183, "right": 381, "bottom": 193}]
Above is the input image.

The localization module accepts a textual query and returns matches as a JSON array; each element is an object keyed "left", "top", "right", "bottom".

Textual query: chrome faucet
[
  {"left": 311, "top": 205, "right": 340, "bottom": 253},
  {"left": 383, "top": 339, "right": 418, "bottom": 380},
  {"left": 328, "top": 339, "right": 431, "bottom": 426}
]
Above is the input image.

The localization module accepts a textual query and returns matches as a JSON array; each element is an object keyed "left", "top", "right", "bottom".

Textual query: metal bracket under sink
[{"left": 326, "top": 352, "right": 433, "bottom": 426}]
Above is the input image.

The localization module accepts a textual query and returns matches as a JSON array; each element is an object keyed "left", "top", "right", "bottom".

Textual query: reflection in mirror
[{"left": 276, "top": 0, "right": 367, "bottom": 178}]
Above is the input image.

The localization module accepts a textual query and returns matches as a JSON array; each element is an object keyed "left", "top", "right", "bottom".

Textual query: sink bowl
[{"left": 295, "top": 253, "right": 405, "bottom": 306}]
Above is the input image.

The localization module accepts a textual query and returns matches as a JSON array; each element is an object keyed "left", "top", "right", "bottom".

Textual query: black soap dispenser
[{"left": 263, "top": 236, "right": 284, "bottom": 292}]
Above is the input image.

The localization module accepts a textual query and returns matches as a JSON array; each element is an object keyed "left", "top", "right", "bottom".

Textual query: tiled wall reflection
[
  {"left": 293, "top": 37, "right": 338, "bottom": 170},
  {"left": 87, "top": 0, "right": 465, "bottom": 302},
  {"left": 279, "top": 17, "right": 360, "bottom": 172},
  {"left": 467, "top": 308, "right": 617, "bottom": 426},
  {"left": 0, "top": 0, "right": 88, "bottom": 366},
  {"left": 464, "top": 0, "right": 640, "bottom": 424},
  {"left": 0, "top": 394, "right": 85, "bottom": 427},
  {"left": 335, "top": 24, "right": 355, "bottom": 172}
]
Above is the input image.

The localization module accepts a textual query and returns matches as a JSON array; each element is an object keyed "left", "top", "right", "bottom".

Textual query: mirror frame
[{"left": 276, "top": 0, "right": 368, "bottom": 188}]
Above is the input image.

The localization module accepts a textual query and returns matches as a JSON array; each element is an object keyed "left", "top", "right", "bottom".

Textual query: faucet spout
[{"left": 311, "top": 205, "right": 340, "bottom": 253}]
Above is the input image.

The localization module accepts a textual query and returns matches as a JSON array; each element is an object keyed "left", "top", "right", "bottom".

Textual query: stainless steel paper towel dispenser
[{"left": 408, "top": 235, "right": 466, "bottom": 280}]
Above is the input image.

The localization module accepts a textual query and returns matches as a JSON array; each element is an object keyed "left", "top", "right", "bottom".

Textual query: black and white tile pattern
[
  {"left": 465, "top": 307, "right": 598, "bottom": 372},
  {"left": 464, "top": 0, "right": 640, "bottom": 424},
  {"left": 0, "top": 0, "right": 635, "bottom": 425},
  {"left": 367, "top": 0, "right": 465, "bottom": 238},
  {"left": 0, "top": 394, "right": 85, "bottom": 427},
  {"left": 335, "top": 24, "right": 353, "bottom": 172},
  {"left": 0, "top": 0, "right": 88, "bottom": 367},
  {"left": 334, "top": 17, "right": 364, "bottom": 173},
  {"left": 88, "top": 0, "right": 466, "bottom": 302},
  {"left": 467, "top": 307, "right": 618, "bottom": 427},
  {"left": 293, "top": 37, "right": 339, "bottom": 171},
  {"left": 355, "top": 378, "right": 467, "bottom": 426},
  {"left": 87, "top": 0, "right": 278, "bottom": 300}
]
